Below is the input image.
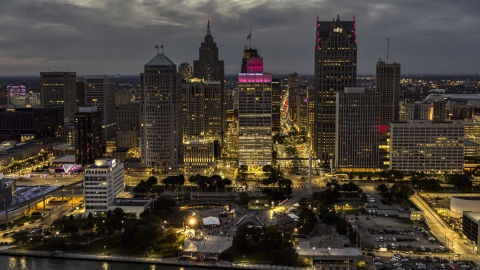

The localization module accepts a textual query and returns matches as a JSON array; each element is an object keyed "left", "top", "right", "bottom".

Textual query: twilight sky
[{"left": 0, "top": 0, "right": 478, "bottom": 76}]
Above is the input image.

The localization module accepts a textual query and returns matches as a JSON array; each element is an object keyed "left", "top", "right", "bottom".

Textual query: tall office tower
[
  {"left": 389, "top": 120, "right": 464, "bottom": 173},
  {"left": 312, "top": 15, "right": 357, "bottom": 163},
  {"left": 178, "top": 62, "right": 193, "bottom": 81},
  {"left": 40, "top": 72, "right": 77, "bottom": 122},
  {"left": 84, "top": 76, "right": 116, "bottom": 142},
  {"left": 376, "top": 60, "right": 401, "bottom": 124},
  {"left": 84, "top": 158, "right": 124, "bottom": 215},
  {"left": 376, "top": 61, "right": 401, "bottom": 169},
  {"left": 335, "top": 87, "right": 380, "bottom": 172},
  {"left": 430, "top": 99, "right": 446, "bottom": 122},
  {"left": 74, "top": 107, "right": 104, "bottom": 166},
  {"left": 288, "top": 72, "right": 299, "bottom": 121},
  {"left": 238, "top": 47, "right": 272, "bottom": 166},
  {"left": 193, "top": 21, "right": 224, "bottom": 137},
  {"left": 296, "top": 90, "right": 308, "bottom": 130},
  {"left": 140, "top": 53, "right": 183, "bottom": 170},
  {"left": 76, "top": 81, "right": 85, "bottom": 107},
  {"left": 271, "top": 78, "right": 281, "bottom": 133},
  {"left": 116, "top": 103, "right": 140, "bottom": 149}
]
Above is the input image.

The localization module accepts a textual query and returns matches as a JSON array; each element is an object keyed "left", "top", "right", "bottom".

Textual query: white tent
[
  {"left": 293, "top": 203, "right": 300, "bottom": 207},
  {"left": 287, "top": 213, "right": 300, "bottom": 220},
  {"left": 202, "top": 216, "right": 220, "bottom": 226}
]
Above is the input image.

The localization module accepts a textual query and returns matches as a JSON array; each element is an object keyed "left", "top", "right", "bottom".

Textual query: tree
[
  {"left": 447, "top": 174, "right": 472, "bottom": 190},
  {"left": 367, "top": 176, "right": 371, "bottom": 181},
  {"left": 162, "top": 228, "right": 178, "bottom": 247},
  {"left": 88, "top": 212, "right": 93, "bottom": 219},
  {"left": 239, "top": 192, "right": 249, "bottom": 205},
  {"left": 376, "top": 184, "right": 389, "bottom": 193},
  {"left": 82, "top": 221, "right": 94, "bottom": 231},
  {"left": 146, "top": 176, "right": 158, "bottom": 186},
  {"left": 133, "top": 185, "right": 148, "bottom": 194},
  {"left": 113, "top": 207, "right": 125, "bottom": 219},
  {"left": 104, "top": 216, "right": 123, "bottom": 232},
  {"left": 356, "top": 261, "right": 368, "bottom": 270},
  {"left": 61, "top": 225, "right": 79, "bottom": 234},
  {"left": 358, "top": 174, "right": 363, "bottom": 180},
  {"left": 390, "top": 182, "right": 414, "bottom": 199}
]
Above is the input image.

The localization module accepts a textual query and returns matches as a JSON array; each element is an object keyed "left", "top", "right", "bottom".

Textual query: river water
[{"left": 0, "top": 255, "right": 205, "bottom": 270}]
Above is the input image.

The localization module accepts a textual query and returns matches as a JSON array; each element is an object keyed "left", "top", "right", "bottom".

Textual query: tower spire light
[{"left": 206, "top": 20, "right": 211, "bottom": 35}]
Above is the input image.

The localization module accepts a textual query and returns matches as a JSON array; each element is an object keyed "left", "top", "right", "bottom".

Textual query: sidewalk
[{"left": 0, "top": 248, "right": 309, "bottom": 269}]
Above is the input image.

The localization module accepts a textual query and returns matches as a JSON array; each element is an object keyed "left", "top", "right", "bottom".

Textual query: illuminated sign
[{"left": 334, "top": 27, "right": 343, "bottom": 33}]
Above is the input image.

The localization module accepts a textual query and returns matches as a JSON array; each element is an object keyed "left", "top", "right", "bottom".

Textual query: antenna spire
[
  {"left": 206, "top": 20, "right": 211, "bottom": 35},
  {"left": 387, "top": 35, "right": 390, "bottom": 64}
]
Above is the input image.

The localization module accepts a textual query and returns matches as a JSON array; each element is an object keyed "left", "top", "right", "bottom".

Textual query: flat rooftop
[
  {"left": 452, "top": 196, "right": 480, "bottom": 200},
  {"left": 183, "top": 235, "right": 232, "bottom": 254},
  {"left": 111, "top": 198, "right": 150, "bottom": 207},
  {"left": 52, "top": 155, "right": 76, "bottom": 164},
  {"left": 464, "top": 212, "right": 480, "bottom": 221}
]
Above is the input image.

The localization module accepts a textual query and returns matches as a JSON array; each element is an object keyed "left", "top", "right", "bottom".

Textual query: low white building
[
  {"left": 84, "top": 159, "right": 124, "bottom": 215},
  {"left": 108, "top": 198, "right": 152, "bottom": 218}
]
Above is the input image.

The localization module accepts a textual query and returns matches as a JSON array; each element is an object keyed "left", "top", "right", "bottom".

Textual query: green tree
[
  {"left": 376, "top": 184, "right": 389, "bottom": 193},
  {"left": 390, "top": 182, "right": 414, "bottom": 199},
  {"left": 61, "top": 225, "right": 79, "bottom": 234},
  {"left": 238, "top": 192, "right": 249, "bottom": 205},
  {"left": 447, "top": 174, "right": 472, "bottom": 190},
  {"left": 146, "top": 176, "right": 158, "bottom": 186},
  {"left": 356, "top": 260, "right": 368, "bottom": 270}
]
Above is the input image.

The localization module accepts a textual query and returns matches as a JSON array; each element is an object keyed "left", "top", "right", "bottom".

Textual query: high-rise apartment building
[
  {"left": 311, "top": 15, "right": 357, "bottom": 163},
  {"left": 389, "top": 119, "right": 464, "bottom": 173},
  {"left": 178, "top": 62, "right": 193, "bottom": 81},
  {"left": 271, "top": 78, "right": 281, "bottom": 133},
  {"left": 140, "top": 53, "right": 183, "bottom": 170},
  {"left": 335, "top": 87, "right": 380, "bottom": 172},
  {"left": 74, "top": 107, "right": 104, "bottom": 166},
  {"left": 193, "top": 21, "right": 225, "bottom": 151},
  {"left": 84, "top": 76, "right": 116, "bottom": 142},
  {"left": 84, "top": 158, "right": 124, "bottom": 215},
  {"left": 238, "top": 47, "right": 272, "bottom": 166},
  {"left": 40, "top": 72, "right": 77, "bottom": 122},
  {"left": 288, "top": 72, "right": 299, "bottom": 121}
]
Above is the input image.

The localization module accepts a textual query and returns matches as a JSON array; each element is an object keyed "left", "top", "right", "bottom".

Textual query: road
[{"left": 410, "top": 193, "right": 479, "bottom": 261}]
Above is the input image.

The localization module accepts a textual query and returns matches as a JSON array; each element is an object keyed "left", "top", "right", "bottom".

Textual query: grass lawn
[{"left": 221, "top": 246, "right": 272, "bottom": 264}]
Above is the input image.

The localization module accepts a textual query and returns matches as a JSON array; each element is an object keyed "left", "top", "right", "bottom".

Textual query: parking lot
[
  {"left": 354, "top": 215, "right": 446, "bottom": 253},
  {"left": 369, "top": 252, "right": 475, "bottom": 270}
]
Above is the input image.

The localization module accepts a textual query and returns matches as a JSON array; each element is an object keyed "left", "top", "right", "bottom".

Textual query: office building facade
[
  {"left": 84, "top": 76, "right": 116, "bottom": 142},
  {"left": 74, "top": 107, "right": 104, "bottom": 166},
  {"left": 40, "top": 72, "right": 77, "bottom": 122},
  {"left": 84, "top": 158, "right": 124, "bottom": 215},
  {"left": 116, "top": 103, "right": 140, "bottom": 149},
  {"left": 140, "top": 53, "right": 183, "bottom": 170},
  {"left": 0, "top": 107, "right": 63, "bottom": 139},
  {"left": 297, "top": 90, "right": 308, "bottom": 130},
  {"left": 238, "top": 48, "right": 272, "bottom": 166},
  {"left": 376, "top": 61, "right": 401, "bottom": 124},
  {"left": 311, "top": 15, "right": 357, "bottom": 163},
  {"left": 288, "top": 72, "right": 299, "bottom": 121},
  {"left": 335, "top": 87, "right": 380, "bottom": 172},
  {"left": 462, "top": 212, "right": 480, "bottom": 251},
  {"left": 389, "top": 120, "right": 464, "bottom": 173},
  {"left": 271, "top": 78, "right": 281, "bottom": 133},
  {"left": 193, "top": 21, "right": 225, "bottom": 151},
  {"left": 178, "top": 62, "right": 193, "bottom": 81}
]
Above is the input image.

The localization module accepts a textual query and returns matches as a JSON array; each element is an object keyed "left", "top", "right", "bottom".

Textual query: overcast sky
[{"left": 0, "top": 0, "right": 478, "bottom": 76}]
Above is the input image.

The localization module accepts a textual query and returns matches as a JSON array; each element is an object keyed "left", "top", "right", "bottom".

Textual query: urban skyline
[{"left": 0, "top": 1, "right": 479, "bottom": 75}]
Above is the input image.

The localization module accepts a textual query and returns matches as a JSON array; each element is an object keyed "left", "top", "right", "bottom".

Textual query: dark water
[{"left": 0, "top": 255, "right": 205, "bottom": 270}]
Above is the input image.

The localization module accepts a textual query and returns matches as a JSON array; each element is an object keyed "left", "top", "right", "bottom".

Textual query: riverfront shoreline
[{"left": 0, "top": 248, "right": 303, "bottom": 270}]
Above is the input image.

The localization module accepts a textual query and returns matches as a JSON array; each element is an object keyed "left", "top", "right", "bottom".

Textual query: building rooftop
[
  {"left": 52, "top": 155, "right": 76, "bottom": 164},
  {"left": 464, "top": 212, "right": 480, "bottom": 221},
  {"left": 111, "top": 198, "right": 150, "bottom": 207},
  {"left": 452, "top": 196, "right": 480, "bottom": 201},
  {"left": 146, "top": 53, "right": 175, "bottom": 66},
  {"left": 183, "top": 235, "right": 232, "bottom": 254}
]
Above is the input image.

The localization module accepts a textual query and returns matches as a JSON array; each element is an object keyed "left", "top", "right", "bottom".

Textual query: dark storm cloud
[{"left": 0, "top": 0, "right": 478, "bottom": 75}]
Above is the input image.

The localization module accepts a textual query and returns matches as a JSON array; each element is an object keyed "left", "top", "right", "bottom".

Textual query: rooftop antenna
[
  {"left": 155, "top": 45, "right": 159, "bottom": 54},
  {"left": 387, "top": 35, "right": 390, "bottom": 64},
  {"left": 206, "top": 20, "right": 211, "bottom": 35}
]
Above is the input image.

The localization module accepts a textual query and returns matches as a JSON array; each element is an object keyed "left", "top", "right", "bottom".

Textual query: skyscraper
[
  {"left": 40, "top": 72, "right": 77, "bottom": 122},
  {"left": 74, "top": 107, "right": 104, "bottom": 166},
  {"left": 288, "top": 72, "right": 299, "bottom": 121},
  {"left": 271, "top": 78, "right": 281, "bottom": 133},
  {"left": 376, "top": 61, "right": 401, "bottom": 124},
  {"left": 238, "top": 47, "right": 272, "bottom": 166},
  {"left": 193, "top": 20, "right": 225, "bottom": 150},
  {"left": 311, "top": 15, "right": 357, "bottom": 163},
  {"left": 336, "top": 87, "right": 380, "bottom": 172},
  {"left": 376, "top": 61, "right": 401, "bottom": 169},
  {"left": 178, "top": 62, "right": 193, "bottom": 81},
  {"left": 140, "top": 53, "right": 183, "bottom": 171},
  {"left": 84, "top": 76, "right": 116, "bottom": 142}
]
